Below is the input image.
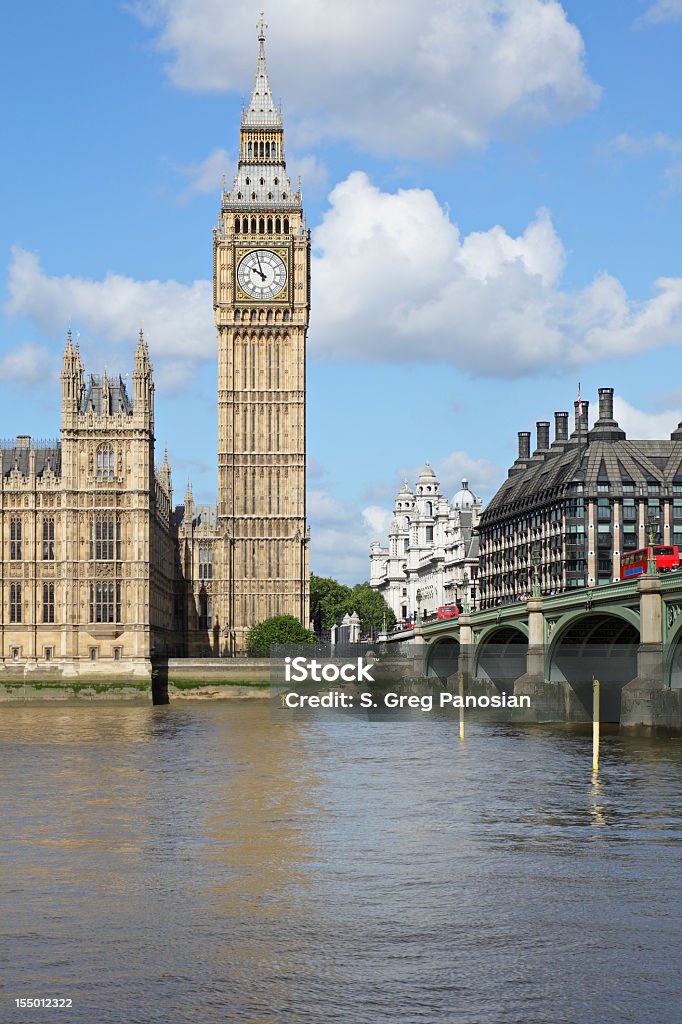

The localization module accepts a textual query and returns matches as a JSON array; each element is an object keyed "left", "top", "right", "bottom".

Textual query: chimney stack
[
  {"left": 518, "top": 431, "right": 531, "bottom": 460},
  {"left": 574, "top": 399, "right": 589, "bottom": 434},
  {"left": 536, "top": 421, "right": 550, "bottom": 451},
  {"left": 554, "top": 411, "right": 569, "bottom": 443},
  {"left": 598, "top": 387, "right": 614, "bottom": 422}
]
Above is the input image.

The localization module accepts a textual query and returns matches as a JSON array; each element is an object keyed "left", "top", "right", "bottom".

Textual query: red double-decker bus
[{"left": 620, "top": 546, "right": 680, "bottom": 580}]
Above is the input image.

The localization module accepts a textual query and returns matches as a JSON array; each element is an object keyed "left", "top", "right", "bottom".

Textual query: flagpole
[{"left": 577, "top": 381, "right": 583, "bottom": 466}]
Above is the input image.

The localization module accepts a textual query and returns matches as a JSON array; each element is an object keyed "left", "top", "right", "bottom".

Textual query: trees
[
  {"left": 310, "top": 574, "right": 396, "bottom": 636},
  {"left": 246, "top": 615, "right": 317, "bottom": 657},
  {"left": 350, "top": 582, "right": 396, "bottom": 635}
]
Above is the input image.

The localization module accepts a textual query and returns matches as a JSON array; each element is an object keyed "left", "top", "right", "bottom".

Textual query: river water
[{"left": 1, "top": 701, "right": 681, "bottom": 1024}]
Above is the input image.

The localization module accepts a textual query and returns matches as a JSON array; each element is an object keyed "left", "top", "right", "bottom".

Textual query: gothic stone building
[
  {"left": 0, "top": 331, "right": 175, "bottom": 676},
  {"left": 370, "top": 463, "right": 483, "bottom": 623},
  {"left": 0, "top": 24, "right": 309, "bottom": 675},
  {"left": 478, "top": 387, "right": 682, "bottom": 608}
]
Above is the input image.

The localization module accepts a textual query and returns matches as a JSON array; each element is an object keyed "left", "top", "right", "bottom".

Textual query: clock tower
[{"left": 214, "top": 16, "right": 310, "bottom": 653}]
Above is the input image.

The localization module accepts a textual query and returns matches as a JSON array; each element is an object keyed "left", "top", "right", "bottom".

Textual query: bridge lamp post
[
  {"left": 416, "top": 588, "right": 423, "bottom": 625},
  {"left": 647, "top": 513, "right": 658, "bottom": 577},
  {"left": 531, "top": 544, "right": 541, "bottom": 598},
  {"left": 462, "top": 573, "right": 470, "bottom": 614}
]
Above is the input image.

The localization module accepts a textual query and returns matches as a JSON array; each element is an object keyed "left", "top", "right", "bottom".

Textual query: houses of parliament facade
[{"left": 0, "top": 22, "right": 310, "bottom": 675}]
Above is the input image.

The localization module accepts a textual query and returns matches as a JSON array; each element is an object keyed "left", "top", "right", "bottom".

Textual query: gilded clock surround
[{"left": 234, "top": 245, "right": 290, "bottom": 303}]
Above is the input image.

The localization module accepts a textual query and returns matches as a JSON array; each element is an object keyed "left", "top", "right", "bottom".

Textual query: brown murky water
[{"left": 1, "top": 702, "right": 681, "bottom": 1023}]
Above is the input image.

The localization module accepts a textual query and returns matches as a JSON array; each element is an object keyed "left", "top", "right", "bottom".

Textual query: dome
[
  {"left": 417, "top": 461, "right": 437, "bottom": 484},
  {"left": 452, "top": 478, "right": 477, "bottom": 509}
]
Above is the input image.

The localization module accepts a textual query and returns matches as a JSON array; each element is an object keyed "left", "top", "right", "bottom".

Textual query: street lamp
[
  {"left": 647, "top": 512, "right": 658, "bottom": 576},
  {"left": 462, "top": 572, "right": 470, "bottom": 614},
  {"left": 531, "top": 543, "right": 541, "bottom": 597},
  {"left": 416, "top": 588, "right": 422, "bottom": 625}
]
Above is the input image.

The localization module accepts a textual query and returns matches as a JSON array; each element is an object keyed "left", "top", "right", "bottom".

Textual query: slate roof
[
  {"left": 1, "top": 443, "right": 61, "bottom": 479},
  {"left": 80, "top": 375, "right": 133, "bottom": 416},
  {"left": 173, "top": 504, "right": 218, "bottom": 531},
  {"left": 482, "top": 427, "right": 682, "bottom": 523}
]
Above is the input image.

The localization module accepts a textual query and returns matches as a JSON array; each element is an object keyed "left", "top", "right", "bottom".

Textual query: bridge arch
[
  {"left": 473, "top": 624, "right": 528, "bottom": 692},
  {"left": 664, "top": 614, "right": 682, "bottom": 688},
  {"left": 547, "top": 610, "right": 640, "bottom": 721},
  {"left": 425, "top": 636, "right": 460, "bottom": 683}
]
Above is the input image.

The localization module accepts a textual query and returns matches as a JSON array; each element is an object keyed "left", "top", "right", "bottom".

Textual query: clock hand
[{"left": 255, "top": 252, "right": 267, "bottom": 280}]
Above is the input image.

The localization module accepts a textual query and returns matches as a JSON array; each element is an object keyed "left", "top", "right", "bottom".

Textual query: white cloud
[
  {"left": 178, "top": 147, "right": 232, "bottom": 196},
  {"left": 640, "top": 0, "right": 682, "bottom": 23},
  {"left": 10, "top": 172, "right": 682, "bottom": 385},
  {"left": 310, "top": 171, "right": 682, "bottom": 376},
  {"left": 5, "top": 247, "right": 214, "bottom": 385},
  {"left": 0, "top": 343, "right": 52, "bottom": 386},
  {"left": 608, "top": 132, "right": 682, "bottom": 191},
  {"left": 613, "top": 397, "right": 680, "bottom": 439},
  {"left": 435, "top": 452, "right": 504, "bottom": 500},
  {"left": 362, "top": 505, "right": 394, "bottom": 540},
  {"left": 308, "top": 487, "right": 378, "bottom": 582},
  {"left": 131, "top": 0, "right": 598, "bottom": 159}
]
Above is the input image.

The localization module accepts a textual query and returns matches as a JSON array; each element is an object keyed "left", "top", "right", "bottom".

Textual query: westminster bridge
[{"left": 381, "top": 573, "right": 682, "bottom": 729}]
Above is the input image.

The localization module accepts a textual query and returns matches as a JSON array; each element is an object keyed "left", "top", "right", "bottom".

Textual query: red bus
[
  {"left": 437, "top": 604, "right": 459, "bottom": 620},
  {"left": 620, "top": 546, "right": 680, "bottom": 580}
]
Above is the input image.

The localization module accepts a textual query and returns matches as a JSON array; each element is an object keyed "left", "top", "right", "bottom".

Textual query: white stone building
[{"left": 369, "top": 463, "right": 483, "bottom": 623}]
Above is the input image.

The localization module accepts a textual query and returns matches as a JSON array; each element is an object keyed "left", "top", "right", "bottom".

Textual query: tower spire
[{"left": 243, "top": 10, "right": 280, "bottom": 125}]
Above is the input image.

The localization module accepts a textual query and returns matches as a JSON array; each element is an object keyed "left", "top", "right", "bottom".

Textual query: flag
[{"left": 577, "top": 382, "right": 582, "bottom": 417}]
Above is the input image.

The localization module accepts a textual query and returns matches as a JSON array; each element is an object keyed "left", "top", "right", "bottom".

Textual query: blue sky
[{"left": 2, "top": 0, "right": 682, "bottom": 582}]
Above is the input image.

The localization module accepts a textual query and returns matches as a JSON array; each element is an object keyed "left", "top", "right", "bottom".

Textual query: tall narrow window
[
  {"left": 96, "top": 445, "right": 115, "bottom": 481},
  {"left": 42, "top": 583, "right": 55, "bottom": 623},
  {"left": 10, "top": 583, "right": 22, "bottom": 623},
  {"left": 234, "top": 217, "right": 241, "bottom": 233},
  {"left": 283, "top": 217, "right": 289, "bottom": 233},
  {"left": 265, "top": 141, "right": 270, "bottom": 158},
  {"left": 9, "top": 517, "right": 22, "bottom": 560},
  {"left": 198, "top": 593, "right": 213, "bottom": 630},
  {"left": 198, "top": 546, "right": 213, "bottom": 580},
  {"left": 42, "top": 516, "right": 55, "bottom": 560},
  {"left": 90, "top": 514, "right": 121, "bottom": 560},
  {"left": 248, "top": 141, "right": 253, "bottom": 158}
]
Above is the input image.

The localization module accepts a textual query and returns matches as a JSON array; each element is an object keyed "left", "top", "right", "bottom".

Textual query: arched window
[
  {"left": 260, "top": 142, "right": 264, "bottom": 158},
  {"left": 402, "top": 516, "right": 410, "bottom": 530},
  {"left": 234, "top": 217, "right": 240, "bottom": 233},
  {"left": 425, "top": 501, "right": 433, "bottom": 516},
  {"left": 283, "top": 217, "right": 289, "bottom": 233},
  {"left": 265, "top": 142, "right": 270, "bottom": 158},
  {"left": 96, "top": 445, "right": 114, "bottom": 481},
  {"left": 259, "top": 217, "right": 265, "bottom": 233},
  {"left": 275, "top": 217, "right": 281, "bottom": 233},
  {"left": 283, "top": 310, "right": 290, "bottom": 322},
  {"left": 267, "top": 216, "right": 273, "bottom": 233},
  {"left": 247, "top": 142, "right": 252, "bottom": 158},
  {"left": 251, "top": 217, "right": 257, "bottom": 233}
]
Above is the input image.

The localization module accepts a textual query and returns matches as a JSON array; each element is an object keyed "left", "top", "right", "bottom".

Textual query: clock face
[{"left": 237, "top": 249, "right": 287, "bottom": 300}]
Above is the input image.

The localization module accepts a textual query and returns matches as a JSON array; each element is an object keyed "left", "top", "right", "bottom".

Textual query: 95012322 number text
[{"left": 14, "top": 999, "right": 73, "bottom": 1009}]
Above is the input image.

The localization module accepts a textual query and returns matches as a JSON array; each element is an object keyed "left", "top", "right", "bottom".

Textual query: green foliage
[
  {"left": 310, "top": 575, "right": 353, "bottom": 630},
  {"left": 350, "top": 581, "right": 396, "bottom": 634},
  {"left": 310, "top": 575, "right": 396, "bottom": 635},
  {"left": 246, "top": 614, "right": 317, "bottom": 657}
]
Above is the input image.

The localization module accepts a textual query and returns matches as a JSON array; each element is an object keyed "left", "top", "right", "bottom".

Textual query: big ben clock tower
[{"left": 214, "top": 15, "right": 310, "bottom": 653}]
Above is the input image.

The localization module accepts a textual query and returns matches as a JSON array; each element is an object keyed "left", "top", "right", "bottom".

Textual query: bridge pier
[{"left": 622, "top": 576, "right": 682, "bottom": 730}]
